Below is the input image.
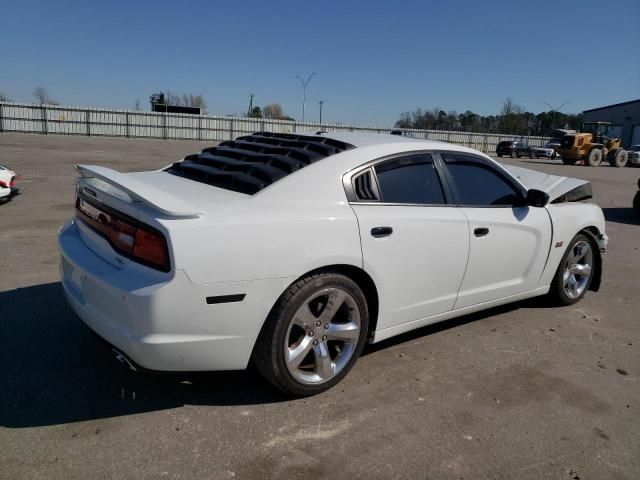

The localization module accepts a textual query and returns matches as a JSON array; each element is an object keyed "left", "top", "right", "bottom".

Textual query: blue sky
[{"left": 1, "top": 0, "right": 639, "bottom": 126}]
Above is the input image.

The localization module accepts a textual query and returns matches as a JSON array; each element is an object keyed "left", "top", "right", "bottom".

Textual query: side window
[
  {"left": 442, "top": 154, "right": 520, "bottom": 206},
  {"left": 374, "top": 154, "right": 445, "bottom": 205}
]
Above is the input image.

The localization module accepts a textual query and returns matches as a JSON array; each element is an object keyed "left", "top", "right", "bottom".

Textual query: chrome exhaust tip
[{"left": 112, "top": 348, "right": 138, "bottom": 372}]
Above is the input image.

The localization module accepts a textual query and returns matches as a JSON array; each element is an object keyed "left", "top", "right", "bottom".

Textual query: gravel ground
[{"left": 0, "top": 133, "right": 638, "bottom": 480}]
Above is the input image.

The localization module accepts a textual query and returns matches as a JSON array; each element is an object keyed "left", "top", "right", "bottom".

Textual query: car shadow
[
  {"left": 0, "top": 282, "right": 557, "bottom": 428},
  {"left": 0, "top": 282, "right": 291, "bottom": 429},
  {"left": 518, "top": 159, "right": 568, "bottom": 166},
  {"left": 362, "top": 296, "right": 557, "bottom": 356},
  {"left": 603, "top": 207, "right": 640, "bottom": 226}
]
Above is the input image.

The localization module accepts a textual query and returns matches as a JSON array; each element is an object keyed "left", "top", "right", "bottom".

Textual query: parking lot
[{"left": 0, "top": 133, "right": 638, "bottom": 480}]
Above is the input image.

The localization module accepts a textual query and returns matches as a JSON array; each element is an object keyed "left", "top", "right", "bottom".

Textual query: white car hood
[{"left": 503, "top": 165, "right": 591, "bottom": 202}]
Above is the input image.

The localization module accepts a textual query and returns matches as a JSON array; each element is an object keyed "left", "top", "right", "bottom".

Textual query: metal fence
[{"left": 0, "top": 101, "right": 550, "bottom": 153}]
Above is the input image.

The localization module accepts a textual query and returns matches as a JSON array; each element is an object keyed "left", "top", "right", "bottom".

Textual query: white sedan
[{"left": 58, "top": 132, "right": 607, "bottom": 396}]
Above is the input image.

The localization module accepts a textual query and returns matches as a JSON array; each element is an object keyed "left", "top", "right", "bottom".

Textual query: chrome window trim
[{"left": 343, "top": 150, "right": 451, "bottom": 206}]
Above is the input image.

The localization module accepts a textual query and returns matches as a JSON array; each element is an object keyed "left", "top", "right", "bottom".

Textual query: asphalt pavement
[{"left": 1, "top": 133, "right": 638, "bottom": 479}]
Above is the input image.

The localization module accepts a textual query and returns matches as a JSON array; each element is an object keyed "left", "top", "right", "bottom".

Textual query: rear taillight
[
  {"left": 0, "top": 180, "right": 7, "bottom": 188},
  {"left": 133, "top": 229, "right": 169, "bottom": 270},
  {"left": 76, "top": 195, "right": 170, "bottom": 271}
]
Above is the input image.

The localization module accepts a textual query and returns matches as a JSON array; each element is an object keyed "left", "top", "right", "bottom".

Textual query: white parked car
[
  {"left": 628, "top": 145, "right": 640, "bottom": 166},
  {"left": 0, "top": 164, "right": 18, "bottom": 201},
  {"left": 58, "top": 132, "right": 607, "bottom": 395},
  {"left": 531, "top": 143, "right": 559, "bottom": 159}
]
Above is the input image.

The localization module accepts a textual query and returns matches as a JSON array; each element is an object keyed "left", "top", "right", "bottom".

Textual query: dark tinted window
[
  {"left": 443, "top": 154, "right": 520, "bottom": 206},
  {"left": 374, "top": 154, "right": 445, "bottom": 204},
  {"left": 498, "top": 141, "right": 513, "bottom": 147}
]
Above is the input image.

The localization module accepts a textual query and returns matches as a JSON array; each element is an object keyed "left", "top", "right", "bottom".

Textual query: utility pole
[
  {"left": 248, "top": 94, "right": 255, "bottom": 116},
  {"left": 319, "top": 100, "right": 324, "bottom": 124},
  {"left": 296, "top": 73, "right": 316, "bottom": 122},
  {"left": 543, "top": 101, "right": 571, "bottom": 130}
]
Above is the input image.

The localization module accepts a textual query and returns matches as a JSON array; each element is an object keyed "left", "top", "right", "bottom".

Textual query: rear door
[
  {"left": 348, "top": 153, "right": 470, "bottom": 331},
  {"left": 438, "top": 152, "right": 552, "bottom": 309}
]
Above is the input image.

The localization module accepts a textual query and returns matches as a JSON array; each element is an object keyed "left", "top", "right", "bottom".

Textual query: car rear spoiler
[{"left": 75, "top": 165, "right": 204, "bottom": 218}]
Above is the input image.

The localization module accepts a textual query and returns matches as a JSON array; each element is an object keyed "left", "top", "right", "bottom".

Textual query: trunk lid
[
  {"left": 76, "top": 165, "right": 247, "bottom": 218},
  {"left": 74, "top": 165, "right": 247, "bottom": 270}
]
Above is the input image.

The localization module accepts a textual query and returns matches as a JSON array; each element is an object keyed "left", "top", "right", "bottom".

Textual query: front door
[{"left": 438, "top": 152, "right": 552, "bottom": 309}]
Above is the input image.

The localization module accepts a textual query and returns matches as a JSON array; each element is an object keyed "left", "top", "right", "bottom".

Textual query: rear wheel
[
  {"left": 608, "top": 149, "right": 628, "bottom": 167},
  {"left": 253, "top": 273, "right": 369, "bottom": 396},
  {"left": 586, "top": 148, "right": 603, "bottom": 167},
  {"left": 549, "top": 234, "right": 595, "bottom": 306}
]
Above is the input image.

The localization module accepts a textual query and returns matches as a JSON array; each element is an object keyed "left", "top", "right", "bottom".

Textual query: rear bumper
[
  {"left": 0, "top": 187, "right": 19, "bottom": 199},
  {"left": 58, "top": 220, "right": 291, "bottom": 371}
]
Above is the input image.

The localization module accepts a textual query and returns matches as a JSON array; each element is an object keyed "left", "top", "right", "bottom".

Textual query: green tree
[{"left": 249, "top": 106, "right": 262, "bottom": 118}]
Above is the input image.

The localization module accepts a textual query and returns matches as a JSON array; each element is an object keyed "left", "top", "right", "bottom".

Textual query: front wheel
[
  {"left": 253, "top": 273, "right": 369, "bottom": 396},
  {"left": 548, "top": 234, "right": 595, "bottom": 306},
  {"left": 586, "top": 148, "right": 603, "bottom": 167}
]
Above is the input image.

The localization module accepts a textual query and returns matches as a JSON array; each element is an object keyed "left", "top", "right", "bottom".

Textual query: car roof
[
  {"left": 256, "top": 133, "right": 516, "bottom": 203},
  {"left": 314, "top": 131, "right": 424, "bottom": 147},
  {"left": 166, "top": 131, "right": 460, "bottom": 195}
]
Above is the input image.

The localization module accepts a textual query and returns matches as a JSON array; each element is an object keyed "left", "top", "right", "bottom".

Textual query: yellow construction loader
[{"left": 558, "top": 122, "right": 628, "bottom": 167}]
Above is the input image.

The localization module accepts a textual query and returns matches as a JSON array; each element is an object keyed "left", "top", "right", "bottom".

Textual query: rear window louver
[
  {"left": 165, "top": 132, "right": 355, "bottom": 195},
  {"left": 353, "top": 170, "right": 379, "bottom": 201}
]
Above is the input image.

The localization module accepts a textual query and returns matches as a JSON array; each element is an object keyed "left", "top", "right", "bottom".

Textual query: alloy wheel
[
  {"left": 284, "top": 287, "right": 361, "bottom": 385},
  {"left": 562, "top": 240, "right": 593, "bottom": 299}
]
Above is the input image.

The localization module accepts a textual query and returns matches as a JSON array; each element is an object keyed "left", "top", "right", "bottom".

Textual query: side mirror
[{"left": 526, "top": 189, "right": 549, "bottom": 207}]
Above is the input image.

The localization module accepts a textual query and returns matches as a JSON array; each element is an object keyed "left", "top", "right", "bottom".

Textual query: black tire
[
  {"left": 586, "top": 148, "right": 603, "bottom": 167},
  {"left": 608, "top": 149, "right": 628, "bottom": 168},
  {"left": 548, "top": 233, "right": 596, "bottom": 306},
  {"left": 252, "top": 273, "right": 369, "bottom": 396},
  {"left": 633, "top": 191, "right": 640, "bottom": 214},
  {"left": 562, "top": 157, "right": 577, "bottom": 165},
  {"left": 497, "top": 153, "right": 502, "bottom": 157}
]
